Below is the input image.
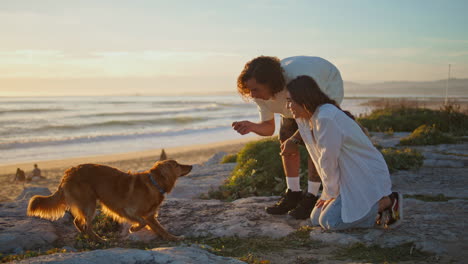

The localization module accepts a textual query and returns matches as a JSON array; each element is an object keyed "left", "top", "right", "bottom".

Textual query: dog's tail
[{"left": 27, "top": 188, "right": 66, "bottom": 220}]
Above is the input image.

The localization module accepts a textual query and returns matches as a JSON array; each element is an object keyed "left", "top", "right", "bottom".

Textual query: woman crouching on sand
[{"left": 284, "top": 75, "right": 402, "bottom": 230}]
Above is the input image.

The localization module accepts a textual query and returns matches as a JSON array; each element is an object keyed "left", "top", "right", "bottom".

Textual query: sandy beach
[{"left": 0, "top": 137, "right": 259, "bottom": 202}]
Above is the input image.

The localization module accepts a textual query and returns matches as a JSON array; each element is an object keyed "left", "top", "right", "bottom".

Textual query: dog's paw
[{"left": 129, "top": 224, "right": 146, "bottom": 233}]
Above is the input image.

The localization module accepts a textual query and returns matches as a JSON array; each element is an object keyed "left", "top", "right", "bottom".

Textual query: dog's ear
[{"left": 159, "top": 149, "right": 167, "bottom": 161}]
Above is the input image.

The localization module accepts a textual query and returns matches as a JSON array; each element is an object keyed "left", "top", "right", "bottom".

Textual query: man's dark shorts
[{"left": 279, "top": 117, "right": 301, "bottom": 143}]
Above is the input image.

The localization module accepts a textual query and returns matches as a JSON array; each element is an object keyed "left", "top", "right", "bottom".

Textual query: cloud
[
  {"left": 359, "top": 48, "right": 425, "bottom": 58},
  {"left": 340, "top": 60, "right": 468, "bottom": 82},
  {"left": 424, "top": 37, "right": 468, "bottom": 44},
  {"left": 0, "top": 50, "right": 65, "bottom": 61},
  {"left": 0, "top": 49, "right": 241, "bottom": 78},
  {"left": 92, "top": 51, "right": 239, "bottom": 60},
  {"left": 443, "top": 51, "right": 468, "bottom": 57}
]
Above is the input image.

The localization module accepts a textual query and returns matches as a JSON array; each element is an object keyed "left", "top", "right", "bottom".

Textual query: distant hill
[{"left": 344, "top": 78, "right": 468, "bottom": 98}]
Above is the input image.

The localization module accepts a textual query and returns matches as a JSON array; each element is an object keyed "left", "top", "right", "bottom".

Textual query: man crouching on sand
[{"left": 232, "top": 56, "right": 343, "bottom": 219}]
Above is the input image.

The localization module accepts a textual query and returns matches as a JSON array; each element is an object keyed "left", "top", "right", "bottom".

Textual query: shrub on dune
[
  {"left": 207, "top": 137, "right": 425, "bottom": 200},
  {"left": 207, "top": 137, "right": 308, "bottom": 200},
  {"left": 380, "top": 147, "right": 424, "bottom": 173},
  {"left": 399, "top": 124, "right": 456, "bottom": 146},
  {"left": 357, "top": 103, "right": 468, "bottom": 136},
  {"left": 220, "top": 154, "right": 238, "bottom": 163}
]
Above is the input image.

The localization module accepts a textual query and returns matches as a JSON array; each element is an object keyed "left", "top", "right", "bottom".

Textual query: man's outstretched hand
[
  {"left": 232, "top": 119, "right": 275, "bottom": 137},
  {"left": 232, "top": 121, "right": 254, "bottom": 135}
]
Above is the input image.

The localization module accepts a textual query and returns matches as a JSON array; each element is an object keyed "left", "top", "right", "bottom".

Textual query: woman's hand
[
  {"left": 315, "top": 198, "right": 335, "bottom": 209},
  {"left": 323, "top": 198, "right": 335, "bottom": 209},
  {"left": 280, "top": 138, "right": 298, "bottom": 156},
  {"left": 315, "top": 199, "right": 326, "bottom": 208}
]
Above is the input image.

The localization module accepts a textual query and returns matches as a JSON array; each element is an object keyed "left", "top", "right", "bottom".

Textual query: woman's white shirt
[{"left": 296, "top": 104, "right": 392, "bottom": 223}]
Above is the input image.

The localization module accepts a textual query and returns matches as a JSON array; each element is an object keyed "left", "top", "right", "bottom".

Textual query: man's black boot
[
  {"left": 287, "top": 192, "right": 318, "bottom": 219},
  {"left": 265, "top": 189, "right": 303, "bottom": 215}
]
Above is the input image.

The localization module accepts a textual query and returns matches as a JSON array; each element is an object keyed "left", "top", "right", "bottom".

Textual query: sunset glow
[{"left": 1, "top": 0, "right": 467, "bottom": 96}]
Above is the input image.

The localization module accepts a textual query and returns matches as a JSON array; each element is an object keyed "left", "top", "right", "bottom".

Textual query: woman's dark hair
[
  {"left": 237, "top": 56, "right": 285, "bottom": 99},
  {"left": 287, "top": 75, "right": 356, "bottom": 120}
]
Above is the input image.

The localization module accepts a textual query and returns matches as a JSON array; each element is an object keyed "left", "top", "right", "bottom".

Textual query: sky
[{"left": 0, "top": 0, "right": 467, "bottom": 96}]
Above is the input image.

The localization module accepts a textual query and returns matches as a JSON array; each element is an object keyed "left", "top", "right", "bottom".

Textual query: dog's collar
[{"left": 147, "top": 173, "right": 166, "bottom": 195}]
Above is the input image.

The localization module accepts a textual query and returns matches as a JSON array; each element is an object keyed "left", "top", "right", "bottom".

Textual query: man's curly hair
[{"left": 237, "top": 56, "right": 285, "bottom": 99}]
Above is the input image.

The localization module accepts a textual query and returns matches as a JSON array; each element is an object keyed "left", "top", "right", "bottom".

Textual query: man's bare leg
[
  {"left": 287, "top": 156, "right": 321, "bottom": 219},
  {"left": 265, "top": 140, "right": 302, "bottom": 215},
  {"left": 282, "top": 147, "right": 301, "bottom": 190}
]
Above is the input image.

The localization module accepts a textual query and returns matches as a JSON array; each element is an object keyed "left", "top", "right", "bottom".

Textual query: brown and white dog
[{"left": 27, "top": 159, "right": 192, "bottom": 241}]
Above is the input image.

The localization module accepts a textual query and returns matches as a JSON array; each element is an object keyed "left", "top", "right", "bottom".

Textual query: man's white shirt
[{"left": 253, "top": 56, "right": 344, "bottom": 122}]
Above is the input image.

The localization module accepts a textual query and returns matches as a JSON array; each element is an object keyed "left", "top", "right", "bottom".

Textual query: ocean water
[{"left": 0, "top": 95, "right": 373, "bottom": 165}]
